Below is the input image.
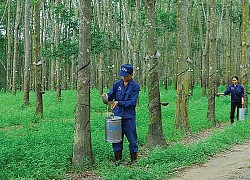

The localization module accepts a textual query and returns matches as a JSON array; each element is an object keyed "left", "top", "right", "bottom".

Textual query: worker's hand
[
  {"left": 102, "top": 94, "right": 108, "bottom": 105},
  {"left": 215, "top": 92, "right": 223, "bottom": 97},
  {"left": 111, "top": 101, "right": 118, "bottom": 109}
]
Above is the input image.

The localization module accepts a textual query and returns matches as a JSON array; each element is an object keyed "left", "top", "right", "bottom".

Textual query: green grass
[{"left": 1, "top": 85, "right": 249, "bottom": 179}]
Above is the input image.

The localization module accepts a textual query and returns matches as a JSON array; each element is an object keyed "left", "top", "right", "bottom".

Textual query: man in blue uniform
[
  {"left": 102, "top": 64, "right": 140, "bottom": 165},
  {"left": 216, "top": 76, "right": 245, "bottom": 124}
]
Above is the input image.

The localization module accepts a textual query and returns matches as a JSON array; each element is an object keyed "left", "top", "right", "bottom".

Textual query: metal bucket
[
  {"left": 239, "top": 108, "right": 247, "bottom": 121},
  {"left": 105, "top": 115, "right": 122, "bottom": 143}
]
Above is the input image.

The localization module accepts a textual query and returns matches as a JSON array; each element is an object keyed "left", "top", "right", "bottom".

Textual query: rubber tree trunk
[
  {"left": 241, "top": 0, "right": 248, "bottom": 108},
  {"left": 175, "top": 0, "right": 190, "bottom": 134},
  {"left": 207, "top": 0, "right": 217, "bottom": 127},
  {"left": 12, "top": 0, "right": 21, "bottom": 95},
  {"left": 34, "top": 0, "right": 43, "bottom": 118},
  {"left": 24, "top": 0, "right": 30, "bottom": 106},
  {"left": 145, "top": 0, "right": 167, "bottom": 147},
  {"left": 72, "top": 0, "right": 94, "bottom": 167}
]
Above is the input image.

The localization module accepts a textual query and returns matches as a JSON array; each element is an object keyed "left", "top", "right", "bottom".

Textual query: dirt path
[{"left": 171, "top": 142, "right": 250, "bottom": 180}]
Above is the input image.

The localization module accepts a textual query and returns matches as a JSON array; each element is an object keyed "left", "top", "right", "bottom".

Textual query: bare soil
[{"left": 170, "top": 142, "right": 250, "bottom": 180}]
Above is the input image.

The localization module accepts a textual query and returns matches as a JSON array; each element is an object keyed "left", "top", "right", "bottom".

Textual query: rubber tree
[
  {"left": 207, "top": 0, "right": 217, "bottom": 127},
  {"left": 145, "top": 0, "right": 167, "bottom": 147},
  {"left": 55, "top": 0, "right": 61, "bottom": 100},
  {"left": 72, "top": 0, "right": 94, "bottom": 167},
  {"left": 24, "top": 0, "right": 31, "bottom": 106},
  {"left": 12, "top": 0, "right": 21, "bottom": 95},
  {"left": 225, "top": 0, "right": 232, "bottom": 85},
  {"left": 34, "top": 0, "right": 44, "bottom": 118},
  {"left": 241, "top": 0, "right": 248, "bottom": 108},
  {"left": 175, "top": 0, "right": 190, "bottom": 134},
  {"left": 6, "top": 0, "right": 11, "bottom": 92}
]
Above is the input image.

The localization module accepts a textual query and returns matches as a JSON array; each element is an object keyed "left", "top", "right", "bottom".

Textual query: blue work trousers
[
  {"left": 230, "top": 102, "right": 242, "bottom": 123},
  {"left": 112, "top": 118, "right": 138, "bottom": 153}
]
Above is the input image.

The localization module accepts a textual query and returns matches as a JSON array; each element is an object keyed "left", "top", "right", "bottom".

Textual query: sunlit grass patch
[{"left": 1, "top": 86, "right": 250, "bottom": 179}]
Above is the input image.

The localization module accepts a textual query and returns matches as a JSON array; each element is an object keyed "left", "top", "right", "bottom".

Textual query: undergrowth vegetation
[{"left": 1, "top": 85, "right": 250, "bottom": 179}]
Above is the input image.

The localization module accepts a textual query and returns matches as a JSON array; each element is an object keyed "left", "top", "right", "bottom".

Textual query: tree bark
[
  {"left": 50, "top": 1, "right": 55, "bottom": 91},
  {"left": 6, "top": 0, "right": 11, "bottom": 92},
  {"left": 12, "top": 0, "right": 21, "bottom": 95},
  {"left": 95, "top": 0, "right": 105, "bottom": 94},
  {"left": 72, "top": 0, "right": 94, "bottom": 167},
  {"left": 145, "top": 0, "right": 166, "bottom": 147},
  {"left": 197, "top": 0, "right": 204, "bottom": 87},
  {"left": 34, "top": 0, "right": 43, "bottom": 118},
  {"left": 175, "top": 0, "right": 190, "bottom": 134},
  {"left": 241, "top": 0, "right": 248, "bottom": 108},
  {"left": 201, "top": 0, "right": 209, "bottom": 96},
  {"left": 207, "top": 0, "right": 217, "bottom": 126},
  {"left": 55, "top": 0, "right": 61, "bottom": 100},
  {"left": 225, "top": 0, "right": 232, "bottom": 85},
  {"left": 24, "top": 0, "right": 30, "bottom": 106}
]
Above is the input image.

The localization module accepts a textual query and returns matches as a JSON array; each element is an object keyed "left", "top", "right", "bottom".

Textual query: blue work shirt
[
  {"left": 224, "top": 84, "right": 244, "bottom": 102},
  {"left": 107, "top": 79, "right": 140, "bottom": 119}
]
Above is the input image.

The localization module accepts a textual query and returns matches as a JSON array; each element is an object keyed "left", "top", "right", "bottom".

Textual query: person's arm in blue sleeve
[
  {"left": 118, "top": 85, "right": 140, "bottom": 107},
  {"left": 216, "top": 85, "right": 231, "bottom": 96},
  {"left": 224, "top": 85, "right": 231, "bottom": 95},
  {"left": 107, "top": 83, "right": 116, "bottom": 101}
]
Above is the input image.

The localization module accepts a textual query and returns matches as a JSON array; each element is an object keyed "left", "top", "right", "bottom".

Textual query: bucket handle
[{"left": 106, "top": 102, "right": 114, "bottom": 117}]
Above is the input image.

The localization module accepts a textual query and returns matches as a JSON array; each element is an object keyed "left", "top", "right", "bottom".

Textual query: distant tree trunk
[
  {"left": 41, "top": 2, "right": 47, "bottom": 91},
  {"left": 50, "top": 2, "right": 55, "bottom": 91},
  {"left": 6, "top": 0, "right": 11, "bottom": 92},
  {"left": 72, "top": 0, "right": 94, "bottom": 167},
  {"left": 201, "top": 0, "right": 209, "bottom": 96},
  {"left": 175, "top": 0, "right": 190, "bottom": 134},
  {"left": 50, "top": 30, "right": 55, "bottom": 90},
  {"left": 225, "top": 0, "right": 232, "bottom": 85},
  {"left": 233, "top": 25, "right": 241, "bottom": 76},
  {"left": 164, "top": 0, "right": 171, "bottom": 90},
  {"left": 34, "top": 0, "right": 43, "bottom": 118},
  {"left": 55, "top": 0, "right": 61, "bottom": 100},
  {"left": 24, "top": 0, "right": 30, "bottom": 106},
  {"left": 145, "top": 0, "right": 166, "bottom": 147},
  {"left": 95, "top": 0, "right": 105, "bottom": 94},
  {"left": 197, "top": 0, "right": 204, "bottom": 86},
  {"left": 241, "top": 0, "right": 248, "bottom": 107},
  {"left": 124, "top": 0, "right": 143, "bottom": 87},
  {"left": 71, "top": 29, "right": 77, "bottom": 90},
  {"left": 207, "top": 0, "right": 217, "bottom": 126},
  {"left": 187, "top": 1, "right": 195, "bottom": 95},
  {"left": 12, "top": 0, "right": 21, "bottom": 95},
  {"left": 97, "top": 54, "right": 104, "bottom": 94}
]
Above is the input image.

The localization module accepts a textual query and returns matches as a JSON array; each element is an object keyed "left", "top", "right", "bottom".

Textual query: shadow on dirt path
[{"left": 171, "top": 142, "right": 250, "bottom": 180}]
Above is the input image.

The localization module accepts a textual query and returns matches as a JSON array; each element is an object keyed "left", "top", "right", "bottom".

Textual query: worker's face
[
  {"left": 232, "top": 78, "right": 238, "bottom": 85},
  {"left": 122, "top": 74, "right": 133, "bottom": 82}
]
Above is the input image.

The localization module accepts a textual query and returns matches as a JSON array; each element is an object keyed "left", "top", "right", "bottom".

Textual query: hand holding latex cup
[
  {"left": 111, "top": 101, "right": 118, "bottom": 109},
  {"left": 102, "top": 94, "right": 118, "bottom": 110},
  {"left": 102, "top": 94, "right": 108, "bottom": 105}
]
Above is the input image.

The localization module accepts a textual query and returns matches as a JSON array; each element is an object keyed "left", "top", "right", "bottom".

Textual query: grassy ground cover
[{"left": 1, "top": 85, "right": 250, "bottom": 179}]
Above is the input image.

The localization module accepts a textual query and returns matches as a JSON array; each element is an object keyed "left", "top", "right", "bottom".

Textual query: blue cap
[{"left": 119, "top": 64, "right": 133, "bottom": 77}]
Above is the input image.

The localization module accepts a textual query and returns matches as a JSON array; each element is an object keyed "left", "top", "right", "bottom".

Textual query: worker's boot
[
  {"left": 230, "top": 118, "right": 234, "bottom": 124},
  {"left": 114, "top": 151, "right": 122, "bottom": 166},
  {"left": 130, "top": 152, "right": 137, "bottom": 165}
]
